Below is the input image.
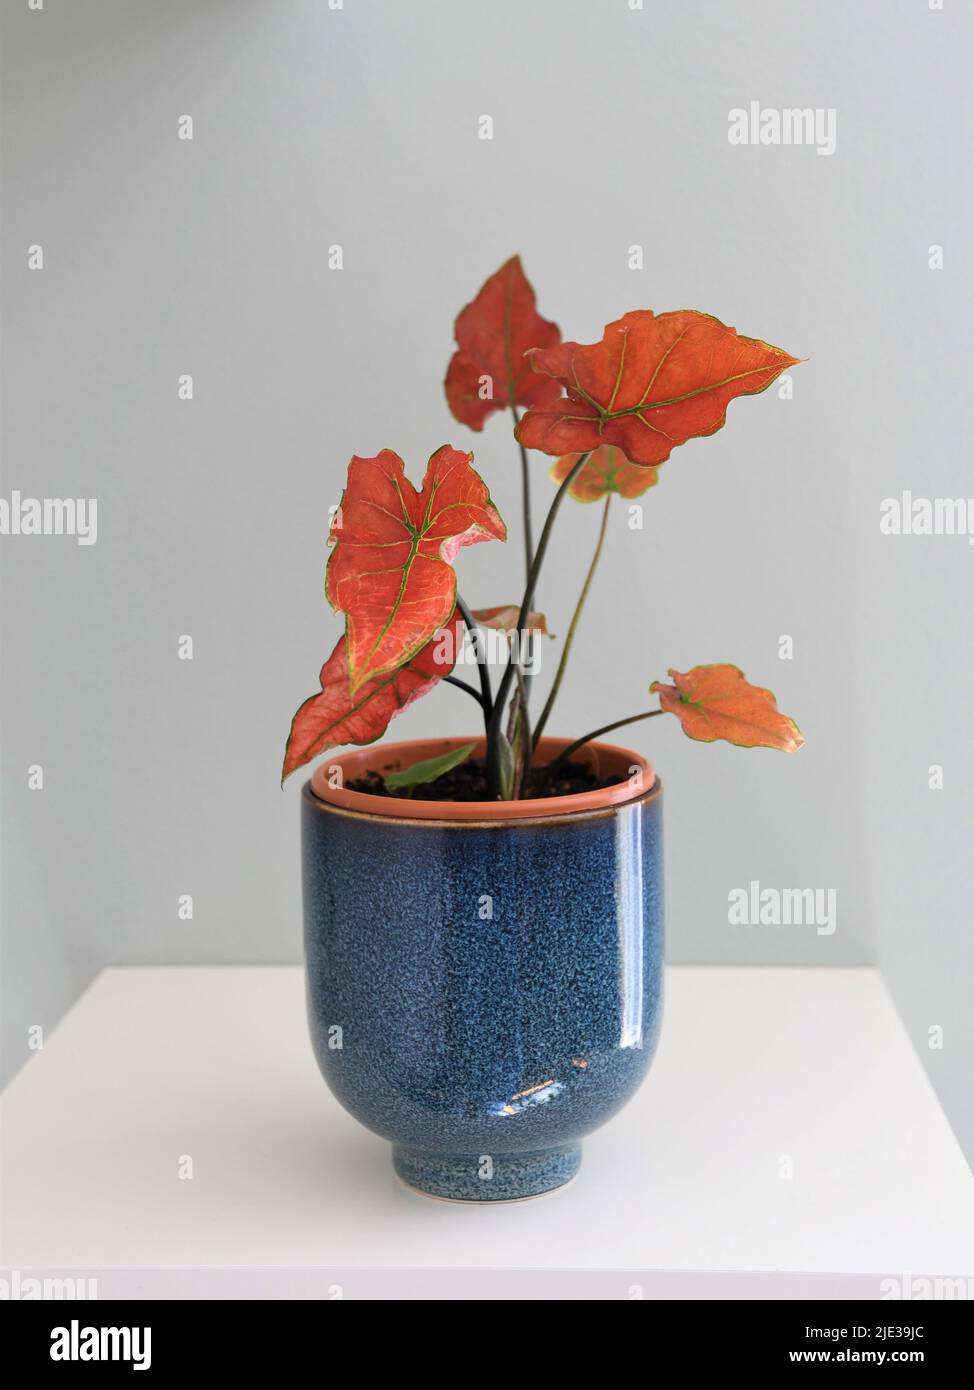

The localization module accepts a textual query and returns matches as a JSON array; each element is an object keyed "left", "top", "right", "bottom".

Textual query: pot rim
[{"left": 306, "top": 735, "right": 658, "bottom": 825}]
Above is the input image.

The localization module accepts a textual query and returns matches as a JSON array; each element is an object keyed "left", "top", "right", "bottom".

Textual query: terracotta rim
[{"left": 307, "top": 736, "right": 656, "bottom": 823}]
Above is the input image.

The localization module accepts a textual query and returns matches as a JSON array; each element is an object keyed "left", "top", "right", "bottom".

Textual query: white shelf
[{"left": 2, "top": 965, "right": 972, "bottom": 1299}]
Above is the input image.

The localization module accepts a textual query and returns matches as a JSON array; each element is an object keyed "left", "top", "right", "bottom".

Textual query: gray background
[{"left": 2, "top": 0, "right": 971, "bottom": 1161}]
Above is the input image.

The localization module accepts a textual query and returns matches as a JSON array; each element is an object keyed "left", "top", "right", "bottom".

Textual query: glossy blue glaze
[{"left": 302, "top": 780, "right": 663, "bottom": 1201}]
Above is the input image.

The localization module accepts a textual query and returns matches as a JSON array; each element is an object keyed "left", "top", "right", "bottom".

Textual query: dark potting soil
[{"left": 346, "top": 756, "right": 624, "bottom": 802}]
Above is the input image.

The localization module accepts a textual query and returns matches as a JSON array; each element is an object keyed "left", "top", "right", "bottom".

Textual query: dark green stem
[
  {"left": 506, "top": 663, "right": 533, "bottom": 798},
  {"left": 456, "top": 594, "right": 493, "bottom": 728},
  {"left": 444, "top": 676, "right": 486, "bottom": 710},
  {"left": 551, "top": 709, "right": 664, "bottom": 772},
  {"left": 511, "top": 406, "right": 533, "bottom": 583},
  {"left": 532, "top": 493, "right": 611, "bottom": 750},
  {"left": 511, "top": 406, "right": 536, "bottom": 710},
  {"left": 486, "top": 452, "right": 591, "bottom": 798}
]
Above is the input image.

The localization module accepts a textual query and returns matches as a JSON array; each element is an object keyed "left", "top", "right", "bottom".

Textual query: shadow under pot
[{"left": 301, "top": 735, "right": 664, "bottom": 1203}]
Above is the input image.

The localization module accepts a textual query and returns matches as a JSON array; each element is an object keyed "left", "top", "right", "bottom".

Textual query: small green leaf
[{"left": 384, "top": 741, "right": 478, "bottom": 792}]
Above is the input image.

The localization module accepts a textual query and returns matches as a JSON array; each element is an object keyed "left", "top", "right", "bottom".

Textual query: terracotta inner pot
[{"left": 309, "top": 735, "right": 656, "bottom": 822}]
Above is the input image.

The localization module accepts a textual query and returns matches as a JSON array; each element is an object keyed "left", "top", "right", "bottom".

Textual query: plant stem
[
  {"left": 532, "top": 493, "right": 611, "bottom": 750},
  {"left": 505, "top": 663, "right": 533, "bottom": 798},
  {"left": 515, "top": 665, "right": 532, "bottom": 758},
  {"left": 511, "top": 406, "right": 533, "bottom": 582},
  {"left": 511, "top": 406, "right": 536, "bottom": 710},
  {"left": 550, "top": 709, "right": 664, "bottom": 772},
  {"left": 456, "top": 594, "right": 493, "bottom": 726},
  {"left": 486, "top": 451, "right": 591, "bottom": 798},
  {"left": 444, "top": 676, "right": 486, "bottom": 709}
]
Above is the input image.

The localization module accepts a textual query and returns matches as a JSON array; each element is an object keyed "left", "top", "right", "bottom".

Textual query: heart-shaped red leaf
[
  {"left": 282, "top": 611, "right": 464, "bottom": 781},
  {"left": 472, "top": 605, "right": 550, "bottom": 635},
  {"left": 445, "top": 256, "right": 562, "bottom": 430},
  {"left": 516, "top": 310, "right": 799, "bottom": 467},
  {"left": 550, "top": 444, "right": 660, "bottom": 502},
  {"left": 651, "top": 664, "right": 804, "bottom": 752},
  {"left": 326, "top": 446, "right": 505, "bottom": 692}
]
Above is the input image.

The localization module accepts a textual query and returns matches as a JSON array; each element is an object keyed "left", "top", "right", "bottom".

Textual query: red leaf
[
  {"left": 282, "top": 612, "right": 464, "bottom": 781},
  {"left": 326, "top": 446, "right": 506, "bottom": 692},
  {"left": 445, "top": 256, "right": 562, "bottom": 430},
  {"left": 472, "top": 605, "right": 550, "bottom": 635},
  {"left": 444, "top": 350, "right": 496, "bottom": 431},
  {"left": 516, "top": 309, "right": 799, "bottom": 467},
  {"left": 550, "top": 444, "right": 660, "bottom": 502},
  {"left": 651, "top": 664, "right": 804, "bottom": 752}
]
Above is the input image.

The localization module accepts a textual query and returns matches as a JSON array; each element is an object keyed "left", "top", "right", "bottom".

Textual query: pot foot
[{"left": 392, "top": 1143, "right": 581, "bottom": 1202}]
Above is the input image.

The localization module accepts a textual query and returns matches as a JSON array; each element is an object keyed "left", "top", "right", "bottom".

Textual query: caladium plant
[{"left": 283, "top": 255, "right": 804, "bottom": 797}]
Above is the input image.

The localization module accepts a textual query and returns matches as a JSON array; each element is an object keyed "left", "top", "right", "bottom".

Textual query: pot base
[{"left": 392, "top": 1143, "right": 582, "bottom": 1202}]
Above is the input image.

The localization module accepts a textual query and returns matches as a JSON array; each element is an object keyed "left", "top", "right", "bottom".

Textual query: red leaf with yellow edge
[
  {"left": 326, "top": 446, "right": 505, "bottom": 692},
  {"left": 282, "top": 611, "right": 464, "bottom": 782},
  {"left": 516, "top": 309, "right": 799, "bottom": 467},
  {"left": 445, "top": 256, "right": 562, "bottom": 430},
  {"left": 472, "top": 605, "right": 551, "bottom": 636},
  {"left": 651, "top": 665, "right": 804, "bottom": 752},
  {"left": 550, "top": 444, "right": 660, "bottom": 502}
]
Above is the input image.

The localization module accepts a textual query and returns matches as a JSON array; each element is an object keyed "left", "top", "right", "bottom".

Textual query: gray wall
[{"left": 2, "top": 0, "right": 971, "bottom": 1160}]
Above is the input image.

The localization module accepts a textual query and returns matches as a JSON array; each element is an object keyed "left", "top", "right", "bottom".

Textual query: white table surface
[{"left": 3, "top": 965, "right": 973, "bottom": 1300}]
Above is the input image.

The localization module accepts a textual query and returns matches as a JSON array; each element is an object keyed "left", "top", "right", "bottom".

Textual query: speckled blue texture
[
  {"left": 392, "top": 1143, "right": 582, "bottom": 1202},
  {"left": 302, "top": 781, "right": 663, "bottom": 1201}
]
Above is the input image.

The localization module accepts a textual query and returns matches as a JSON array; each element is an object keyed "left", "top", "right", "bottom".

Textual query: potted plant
[{"left": 285, "top": 257, "right": 803, "bottom": 1202}]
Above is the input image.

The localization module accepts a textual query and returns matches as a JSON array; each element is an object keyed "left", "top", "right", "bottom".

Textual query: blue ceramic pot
[{"left": 302, "top": 736, "right": 663, "bottom": 1202}]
